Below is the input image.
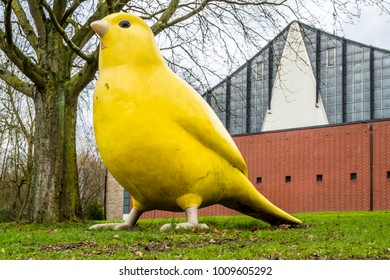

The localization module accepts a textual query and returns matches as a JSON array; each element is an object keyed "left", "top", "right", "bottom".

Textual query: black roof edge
[
  {"left": 230, "top": 118, "right": 390, "bottom": 137},
  {"left": 206, "top": 20, "right": 390, "bottom": 95}
]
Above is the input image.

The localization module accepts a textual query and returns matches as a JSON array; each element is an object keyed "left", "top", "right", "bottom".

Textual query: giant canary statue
[{"left": 89, "top": 13, "right": 302, "bottom": 231}]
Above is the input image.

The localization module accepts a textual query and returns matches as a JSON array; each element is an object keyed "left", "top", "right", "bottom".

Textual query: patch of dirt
[{"left": 40, "top": 241, "right": 99, "bottom": 252}]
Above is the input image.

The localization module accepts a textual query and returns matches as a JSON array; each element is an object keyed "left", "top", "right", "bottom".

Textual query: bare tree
[
  {"left": 0, "top": 0, "right": 122, "bottom": 222},
  {"left": 0, "top": 81, "right": 34, "bottom": 220},
  {"left": 0, "top": 0, "right": 388, "bottom": 222},
  {"left": 76, "top": 87, "right": 106, "bottom": 214}
]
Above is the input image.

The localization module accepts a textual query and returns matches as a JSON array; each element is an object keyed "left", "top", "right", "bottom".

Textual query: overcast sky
[{"left": 317, "top": 4, "right": 390, "bottom": 50}]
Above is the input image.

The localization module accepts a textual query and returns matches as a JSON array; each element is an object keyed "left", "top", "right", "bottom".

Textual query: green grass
[{"left": 0, "top": 211, "right": 389, "bottom": 260}]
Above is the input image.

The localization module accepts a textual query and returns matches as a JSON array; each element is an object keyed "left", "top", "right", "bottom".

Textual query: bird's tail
[{"left": 222, "top": 172, "right": 302, "bottom": 226}]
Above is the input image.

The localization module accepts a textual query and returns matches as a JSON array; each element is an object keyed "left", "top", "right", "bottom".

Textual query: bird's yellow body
[{"left": 90, "top": 13, "right": 301, "bottom": 230}]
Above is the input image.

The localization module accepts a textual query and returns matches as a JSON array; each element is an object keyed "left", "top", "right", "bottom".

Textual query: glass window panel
[
  {"left": 363, "top": 101, "right": 371, "bottom": 110},
  {"left": 328, "top": 67, "right": 335, "bottom": 75},
  {"left": 337, "top": 64, "right": 343, "bottom": 75},
  {"left": 363, "top": 61, "right": 370, "bottom": 70},
  {"left": 346, "top": 45, "right": 354, "bottom": 54},
  {"left": 354, "top": 83, "right": 362, "bottom": 92},
  {"left": 346, "top": 74, "right": 353, "bottom": 84},
  {"left": 327, "top": 48, "right": 336, "bottom": 66},
  {"left": 328, "top": 77, "right": 335, "bottom": 86},
  {"left": 363, "top": 51, "right": 370, "bottom": 60},
  {"left": 346, "top": 103, "right": 353, "bottom": 113},
  {"left": 363, "top": 82, "right": 370, "bottom": 91},
  {"left": 327, "top": 106, "right": 335, "bottom": 114},
  {"left": 336, "top": 75, "right": 342, "bottom": 85},
  {"left": 383, "top": 88, "right": 390, "bottom": 98},
  {"left": 353, "top": 112, "right": 362, "bottom": 121},
  {"left": 383, "top": 57, "right": 390, "bottom": 67},
  {"left": 383, "top": 108, "right": 390, "bottom": 118},
  {"left": 327, "top": 96, "right": 335, "bottom": 104},
  {"left": 383, "top": 68, "right": 390, "bottom": 77},
  {"left": 354, "top": 92, "right": 363, "bottom": 102},
  {"left": 256, "top": 62, "right": 264, "bottom": 79},
  {"left": 374, "top": 69, "right": 382, "bottom": 79},
  {"left": 354, "top": 45, "right": 363, "bottom": 53},
  {"left": 363, "top": 90, "right": 370, "bottom": 100},
  {"left": 374, "top": 59, "right": 382, "bottom": 68},
  {"left": 354, "top": 52, "right": 363, "bottom": 62},
  {"left": 383, "top": 78, "right": 390, "bottom": 87},
  {"left": 374, "top": 110, "right": 382, "bottom": 118},
  {"left": 123, "top": 191, "right": 130, "bottom": 214},
  {"left": 374, "top": 99, "right": 382, "bottom": 109},
  {"left": 336, "top": 86, "right": 343, "bottom": 95}
]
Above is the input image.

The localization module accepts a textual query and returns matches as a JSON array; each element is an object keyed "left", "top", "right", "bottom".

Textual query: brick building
[{"left": 105, "top": 21, "right": 390, "bottom": 221}]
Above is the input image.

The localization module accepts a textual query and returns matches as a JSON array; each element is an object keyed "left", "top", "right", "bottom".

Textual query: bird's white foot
[
  {"left": 89, "top": 222, "right": 135, "bottom": 230},
  {"left": 160, "top": 223, "right": 173, "bottom": 231},
  {"left": 89, "top": 208, "right": 143, "bottom": 230},
  {"left": 114, "top": 223, "right": 133, "bottom": 230},
  {"left": 176, "top": 222, "right": 209, "bottom": 230},
  {"left": 160, "top": 206, "right": 208, "bottom": 231},
  {"left": 89, "top": 223, "right": 121, "bottom": 230},
  {"left": 160, "top": 222, "right": 209, "bottom": 231}
]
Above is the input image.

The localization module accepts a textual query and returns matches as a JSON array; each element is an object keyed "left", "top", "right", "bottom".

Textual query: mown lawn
[{"left": 0, "top": 211, "right": 389, "bottom": 260}]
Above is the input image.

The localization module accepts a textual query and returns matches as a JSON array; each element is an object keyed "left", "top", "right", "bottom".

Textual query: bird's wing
[{"left": 169, "top": 76, "right": 249, "bottom": 177}]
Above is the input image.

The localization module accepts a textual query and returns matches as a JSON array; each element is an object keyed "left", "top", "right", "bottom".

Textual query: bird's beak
[{"left": 91, "top": 20, "right": 109, "bottom": 38}]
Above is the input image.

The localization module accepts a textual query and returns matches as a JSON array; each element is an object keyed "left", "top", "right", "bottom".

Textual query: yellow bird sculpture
[{"left": 89, "top": 13, "right": 302, "bottom": 231}]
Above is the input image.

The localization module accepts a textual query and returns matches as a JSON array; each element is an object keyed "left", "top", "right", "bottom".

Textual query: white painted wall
[{"left": 262, "top": 22, "right": 329, "bottom": 131}]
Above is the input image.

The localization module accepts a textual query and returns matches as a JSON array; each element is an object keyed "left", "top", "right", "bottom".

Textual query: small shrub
[
  {"left": 0, "top": 208, "right": 14, "bottom": 222},
  {"left": 84, "top": 203, "right": 104, "bottom": 220}
]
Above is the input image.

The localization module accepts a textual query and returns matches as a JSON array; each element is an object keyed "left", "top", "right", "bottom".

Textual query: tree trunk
[{"left": 25, "top": 86, "right": 82, "bottom": 222}]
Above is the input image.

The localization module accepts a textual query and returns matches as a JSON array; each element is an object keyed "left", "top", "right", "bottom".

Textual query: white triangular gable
[{"left": 262, "top": 22, "right": 328, "bottom": 131}]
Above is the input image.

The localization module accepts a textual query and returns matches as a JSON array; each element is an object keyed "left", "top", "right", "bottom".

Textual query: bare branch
[
  {"left": 67, "top": 49, "right": 99, "bottom": 99},
  {"left": 155, "top": 0, "right": 180, "bottom": 26},
  {"left": 27, "top": 0, "right": 47, "bottom": 40},
  {"left": 151, "top": 0, "right": 212, "bottom": 35},
  {"left": 4, "top": 85, "right": 32, "bottom": 141},
  {"left": 114, "top": 0, "right": 131, "bottom": 11},
  {"left": 8, "top": 0, "right": 38, "bottom": 50},
  {"left": 71, "top": 3, "right": 109, "bottom": 48},
  {"left": 0, "top": 29, "right": 47, "bottom": 89},
  {"left": 0, "top": 65, "right": 34, "bottom": 98},
  {"left": 4, "top": 0, "right": 13, "bottom": 45},
  {"left": 53, "top": 0, "right": 67, "bottom": 19},
  {"left": 40, "top": 0, "right": 94, "bottom": 63},
  {"left": 106, "top": 0, "right": 115, "bottom": 13},
  {"left": 61, "top": 0, "right": 85, "bottom": 25},
  {"left": 215, "top": 0, "right": 287, "bottom": 6}
]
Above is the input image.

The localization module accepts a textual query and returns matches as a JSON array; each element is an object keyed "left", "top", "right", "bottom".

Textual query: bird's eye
[{"left": 119, "top": 20, "right": 131, "bottom": 28}]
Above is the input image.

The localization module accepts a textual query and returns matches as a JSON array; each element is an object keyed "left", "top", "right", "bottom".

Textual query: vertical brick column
[{"left": 105, "top": 173, "right": 124, "bottom": 220}]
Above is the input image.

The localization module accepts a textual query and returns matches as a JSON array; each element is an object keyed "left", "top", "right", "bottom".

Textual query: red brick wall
[
  {"left": 373, "top": 121, "right": 390, "bottom": 210},
  {"left": 235, "top": 123, "right": 372, "bottom": 213},
  {"left": 140, "top": 121, "right": 389, "bottom": 219}
]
